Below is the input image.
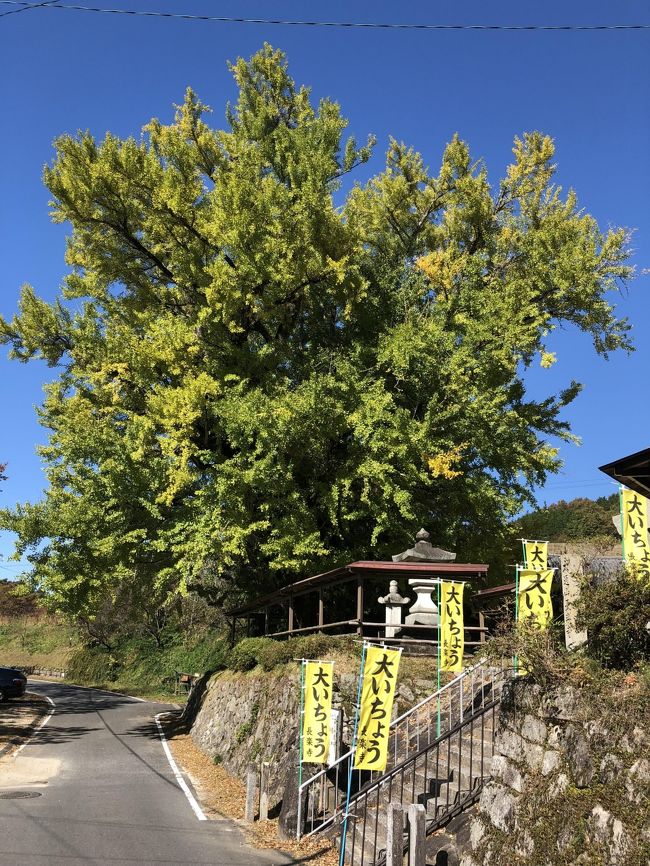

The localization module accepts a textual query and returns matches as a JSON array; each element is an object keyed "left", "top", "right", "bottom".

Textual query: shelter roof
[
  {"left": 228, "top": 559, "right": 488, "bottom": 616},
  {"left": 599, "top": 447, "right": 650, "bottom": 499}
]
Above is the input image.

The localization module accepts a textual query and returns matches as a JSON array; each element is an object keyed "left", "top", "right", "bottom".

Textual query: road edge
[
  {"left": 155, "top": 712, "right": 207, "bottom": 821},
  {"left": 0, "top": 693, "right": 55, "bottom": 760},
  {"left": 29, "top": 677, "right": 181, "bottom": 708}
]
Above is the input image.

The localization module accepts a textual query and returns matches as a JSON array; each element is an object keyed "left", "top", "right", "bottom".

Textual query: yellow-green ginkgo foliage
[{"left": 0, "top": 45, "right": 633, "bottom": 623}]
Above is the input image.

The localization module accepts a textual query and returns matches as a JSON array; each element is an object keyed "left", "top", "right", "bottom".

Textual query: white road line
[
  {"left": 155, "top": 713, "right": 207, "bottom": 821},
  {"left": 11, "top": 694, "right": 55, "bottom": 759}
]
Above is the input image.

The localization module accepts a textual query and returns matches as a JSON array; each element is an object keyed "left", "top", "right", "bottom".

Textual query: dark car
[{"left": 0, "top": 666, "right": 27, "bottom": 701}]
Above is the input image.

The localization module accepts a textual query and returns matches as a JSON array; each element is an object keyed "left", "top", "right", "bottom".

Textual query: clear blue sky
[{"left": 1, "top": 1, "right": 648, "bottom": 573}]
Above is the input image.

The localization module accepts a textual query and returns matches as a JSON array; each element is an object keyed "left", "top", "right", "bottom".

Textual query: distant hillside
[
  {"left": 515, "top": 493, "right": 619, "bottom": 543},
  {"left": 0, "top": 582, "right": 74, "bottom": 671},
  {"left": 0, "top": 579, "right": 43, "bottom": 618}
]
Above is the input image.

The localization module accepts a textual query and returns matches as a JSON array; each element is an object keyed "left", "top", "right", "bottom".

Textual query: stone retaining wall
[
  {"left": 460, "top": 678, "right": 650, "bottom": 866},
  {"left": 21, "top": 667, "right": 66, "bottom": 678},
  {"left": 189, "top": 666, "right": 438, "bottom": 812}
]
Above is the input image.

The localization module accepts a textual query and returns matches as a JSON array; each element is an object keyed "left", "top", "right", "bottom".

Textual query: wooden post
[
  {"left": 259, "top": 762, "right": 270, "bottom": 821},
  {"left": 356, "top": 576, "right": 364, "bottom": 636},
  {"left": 318, "top": 587, "right": 324, "bottom": 630},
  {"left": 479, "top": 610, "right": 486, "bottom": 644},
  {"left": 264, "top": 607, "right": 270, "bottom": 636},
  {"left": 288, "top": 595, "right": 294, "bottom": 636},
  {"left": 407, "top": 803, "right": 426, "bottom": 866},
  {"left": 386, "top": 803, "right": 404, "bottom": 866},
  {"left": 245, "top": 763, "right": 257, "bottom": 823}
]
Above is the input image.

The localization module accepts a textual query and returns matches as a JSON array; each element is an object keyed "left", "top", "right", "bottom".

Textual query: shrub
[
  {"left": 229, "top": 637, "right": 275, "bottom": 671},
  {"left": 294, "top": 633, "right": 338, "bottom": 660},
  {"left": 227, "top": 633, "right": 359, "bottom": 672},
  {"left": 577, "top": 567, "right": 650, "bottom": 669},
  {"left": 256, "top": 639, "right": 294, "bottom": 671},
  {"left": 484, "top": 619, "right": 570, "bottom": 688}
]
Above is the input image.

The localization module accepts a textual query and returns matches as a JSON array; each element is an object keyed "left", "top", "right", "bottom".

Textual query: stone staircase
[
  {"left": 336, "top": 689, "right": 503, "bottom": 865},
  {"left": 298, "top": 660, "right": 511, "bottom": 864}
]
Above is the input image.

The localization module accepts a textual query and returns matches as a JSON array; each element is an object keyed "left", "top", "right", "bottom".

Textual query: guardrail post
[
  {"left": 245, "top": 762, "right": 258, "bottom": 822},
  {"left": 259, "top": 761, "right": 270, "bottom": 821},
  {"left": 407, "top": 803, "right": 426, "bottom": 866},
  {"left": 386, "top": 803, "right": 404, "bottom": 866}
]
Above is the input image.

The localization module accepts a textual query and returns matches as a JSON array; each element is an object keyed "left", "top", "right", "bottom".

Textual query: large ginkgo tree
[{"left": 0, "top": 45, "right": 632, "bottom": 624}]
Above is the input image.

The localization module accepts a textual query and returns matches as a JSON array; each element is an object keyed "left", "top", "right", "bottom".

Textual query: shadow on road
[
  {"left": 95, "top": 709, "right": 183, "bottom": 790},
  {"left": 14, "top": 723, "right": 103, "bottom": 746},
  {"left": 18, "top": 682, "right": 184, "bottom": 790},
  {"left": 30, "top": 689, "right": 140, "bottom": 717}
]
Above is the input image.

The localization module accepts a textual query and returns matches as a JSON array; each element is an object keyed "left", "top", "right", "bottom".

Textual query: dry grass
[
  {"left": 163, "top": 715, "right": 338, "bottom": 866},
  {"left": 0, "top": 615, "right": 75, "bottom": 672},
  {"left": 0, "top": 648, "right": 73, "bottom": 670}
]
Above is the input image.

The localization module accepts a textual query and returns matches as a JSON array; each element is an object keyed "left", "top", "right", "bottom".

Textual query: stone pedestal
[{"left": 405, "top": 579, "right": 440, "bottom": 628}]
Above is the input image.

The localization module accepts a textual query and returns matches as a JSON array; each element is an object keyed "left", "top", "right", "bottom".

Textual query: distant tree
[
  {"left": 0, "top": 463, "right": 6, "bottom": 487},
  {"left": 0, "top": 579, "right": 41, "bottom": 618},
  {"left": 0, "top": 46, "right": 633, "bottom": 624},
  {"left": 515, "top": 494, "right": 619, "bottom": 542}
]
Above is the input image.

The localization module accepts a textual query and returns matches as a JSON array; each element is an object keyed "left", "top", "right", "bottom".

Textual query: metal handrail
[
  {"left": 297, "top": 657, "right": 508, "bottom": 839},
  {"left": 363, "top": 701, "right": 500, "bottom": 866},
  {"left": 349, "top": 699, "right": 499, "bottom": 822},
  {"left": 339, "top": 671, "right": 515, "bottom": 866}
]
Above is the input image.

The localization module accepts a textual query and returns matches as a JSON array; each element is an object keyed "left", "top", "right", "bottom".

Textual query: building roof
[
  {"left": 599, "top": 447, "right": 650, "bottom": 499},
  {"left": 227, "top": 559, "right": 489, "bottom": 616},
  {"left": 473, "top": 582, "right": 515, "bottom": 600}
]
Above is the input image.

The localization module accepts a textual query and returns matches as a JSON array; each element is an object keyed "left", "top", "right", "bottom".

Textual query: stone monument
[
  {"left": 391, "top": 528, "right": 457, "bottom": 564},
  {"left": 378, "top": 579, "right": 410, "bottom": 637},
  {"left": 390, "top": 529, "right": 458, "bottom": 632}
]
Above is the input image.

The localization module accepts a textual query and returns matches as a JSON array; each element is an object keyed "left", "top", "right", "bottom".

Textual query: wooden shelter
[{"left": 227, "top": 553, "right": 489, "bottom": 652}]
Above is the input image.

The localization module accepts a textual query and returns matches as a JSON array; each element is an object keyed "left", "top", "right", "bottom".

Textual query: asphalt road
[{"left": 0, "top": 680, "right": 289, "bottom": 866}]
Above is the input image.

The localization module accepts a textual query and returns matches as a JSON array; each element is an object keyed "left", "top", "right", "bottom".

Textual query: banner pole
[
  {"left": 436, "top": 579, "right": 441, "bottom": 738},
  {"left": 339, "top": 641, "right": 367, "bottom": 866},
  {"left": 619, "top": 485, "right": 626, "bottom": 563},
  {"left": 298, "top": 659, "right": 305, "bottom": 814},
  {"left": 521, "top": 538, "right": 527, "bottom": 568},
  {"left": 514, "top": 566, "right": 520, "bottom": 676}
]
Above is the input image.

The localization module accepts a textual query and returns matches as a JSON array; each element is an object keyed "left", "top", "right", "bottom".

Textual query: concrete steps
[
  {"left": 342, "top": 748, "right": 492, "bottom": 863},
  {"left": 340, "top": 715, "right": 496, "bottom": 864},
  {"left": 334, "top": 680, "right": 503, "bottom": 865}
]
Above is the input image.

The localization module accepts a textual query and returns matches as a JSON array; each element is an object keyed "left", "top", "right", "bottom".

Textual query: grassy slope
[
  {"left": 0, "top": 614, "right": 228, "bottom": 701},
  {"left": 0, "top": 616, "right": 76, "bottom": 671},
  {"left": 65, "top": 632, "right": 229, "bottom": 701}
]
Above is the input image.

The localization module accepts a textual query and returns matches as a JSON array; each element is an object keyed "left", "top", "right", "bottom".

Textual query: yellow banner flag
[
  {"left": 621, "top": 488, "right": 650, "bottom": 582},
  {"left": 354, "top": 646, "right": 401, "bottom": 772},
  {"left": 302, "top": 661, "right": 334, "bottom": 764},
  {"left": 524, "top": 540, "right": 548, "bottom": 570},
  {"left": 440, "top": 581, "right": 464, "bottom": 673},
  {"left": 517, "top": 568, "right": 554, "bottom": 628}
]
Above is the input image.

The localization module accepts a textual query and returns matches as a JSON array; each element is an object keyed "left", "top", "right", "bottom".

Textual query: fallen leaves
[
  {"left": 163, "top": 716, "right": 338, "bottom": 866},
  {"left": 0, "top": 693, "right": 48, "bottom": 756}
]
